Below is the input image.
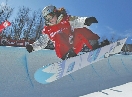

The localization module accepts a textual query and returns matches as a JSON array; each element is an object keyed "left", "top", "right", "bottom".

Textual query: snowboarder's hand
[
  {"left": 84, "top": 17, "right": 98, "bottom": 26},
  {"left": 26, "top": 44, "right": 33, "bottom": 53}
]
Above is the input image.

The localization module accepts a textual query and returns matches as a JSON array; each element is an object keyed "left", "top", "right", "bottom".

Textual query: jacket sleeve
[
  {"left": 69, "top": 16, "right": 87, "bottom": 30},
  {"left": 31, "top": 34, "right": 50, "bottom": 51}
]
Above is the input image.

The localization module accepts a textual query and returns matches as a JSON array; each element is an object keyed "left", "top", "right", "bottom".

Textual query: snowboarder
[{"left": 26, "top": 5, "right": 100, "bottom": 60}]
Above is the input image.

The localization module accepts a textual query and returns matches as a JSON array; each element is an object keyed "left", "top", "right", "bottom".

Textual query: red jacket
[{"left": 42, "top": 16, "right": 71, "bottom": 41}]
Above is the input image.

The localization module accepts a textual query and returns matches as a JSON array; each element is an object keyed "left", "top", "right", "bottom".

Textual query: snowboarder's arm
[
  {"left": 31, "top": 34, "right": 50, "bottom": 51},
  {"left": 69, "top": 16, "right": 98, "bottom": 29}
]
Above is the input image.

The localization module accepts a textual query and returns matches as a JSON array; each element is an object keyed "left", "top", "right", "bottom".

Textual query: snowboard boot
[{"left": 61, "top": 48, "right": 77, "bottom": 60}]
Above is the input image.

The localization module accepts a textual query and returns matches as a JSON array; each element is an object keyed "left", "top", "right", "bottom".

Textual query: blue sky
[{"left": 0, "top": 0, "right": 132, "bottom": 43}]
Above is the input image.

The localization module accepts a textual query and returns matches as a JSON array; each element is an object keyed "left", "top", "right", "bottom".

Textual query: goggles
[{"left": 44, "top": 12, "right": 56, "bottom": 21}]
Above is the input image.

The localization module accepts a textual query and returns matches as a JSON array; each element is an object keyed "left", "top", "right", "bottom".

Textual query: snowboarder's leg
[
  {"left": 73, "top": 33, "right": 92, "bottom": 54},
  {"left": 73, "top": 28, "right": 100, "bottom": 54},
  {"left": 75, "top": 27, "right": 100, "bottom": 40},
  {"left": 54, "top": 33, "right": 72, "bottom": 59}
]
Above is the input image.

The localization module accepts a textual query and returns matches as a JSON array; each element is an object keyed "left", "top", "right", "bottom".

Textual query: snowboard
[{"left": 34, "top": 38, "right": 127, "bottom": 84}]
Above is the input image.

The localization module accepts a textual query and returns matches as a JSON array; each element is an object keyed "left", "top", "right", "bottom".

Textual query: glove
[
  {"left": 84, "top": 17, "right": 98, "bottom": 26},
  {"left": 26, "top": 44, "right": 33, "bottom": 53}
]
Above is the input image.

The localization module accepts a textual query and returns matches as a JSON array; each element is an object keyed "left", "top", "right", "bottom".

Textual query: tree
[
  {"left": 11, "top": 6, "right": 30, "bottom": 40},
  {"left": 11, "top": 7, "right": 44, "bottom": 40},
  {"left": 0, "top": 1, "right": 13, "bottom": 36},
  {"left": 0, "top": 1, "right": 13, "bottom": 22},
  {"left": 23, "top": 10, "right": 44, "bottom": 40},
  {"left": 34, "top": 10, "right": 44, "bottom": 40}
]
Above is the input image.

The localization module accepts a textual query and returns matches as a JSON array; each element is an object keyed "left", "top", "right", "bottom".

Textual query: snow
[
  {"left": 80, "top": 82, "right": 132, "bottom": 97},
  {"left": 0, "top": 46, "right": 132, "bottom": 97}
]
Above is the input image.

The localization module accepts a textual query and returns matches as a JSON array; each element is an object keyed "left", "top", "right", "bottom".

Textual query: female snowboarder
[{"left": 26, "top": 5, "right": 100, "bottom": 60}]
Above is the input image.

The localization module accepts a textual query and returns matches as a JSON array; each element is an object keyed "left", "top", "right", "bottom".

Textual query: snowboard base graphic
[{"left": 34, "top": 38, "right": 127, "bottom": 84}]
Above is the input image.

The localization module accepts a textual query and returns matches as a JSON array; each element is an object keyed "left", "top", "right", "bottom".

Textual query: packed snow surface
[{"left": 0, "top": 46, "right": 132, "bottom": 97}]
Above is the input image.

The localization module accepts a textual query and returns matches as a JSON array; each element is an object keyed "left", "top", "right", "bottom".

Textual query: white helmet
[{"left": 42, "top": 5, "right": 56, "bottom": 20}]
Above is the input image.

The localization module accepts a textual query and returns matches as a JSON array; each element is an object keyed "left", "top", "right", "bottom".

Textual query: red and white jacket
[{"left": 32, "top": 14, "right": 88, "bottom": 51}]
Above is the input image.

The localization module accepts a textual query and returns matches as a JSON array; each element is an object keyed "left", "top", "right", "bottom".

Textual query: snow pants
[
  {"left": 54, "top": 27, "right": 100, "bottom": 59},
  {"left": 73, "top": 27, "right": 100, "bottom": 54}
]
